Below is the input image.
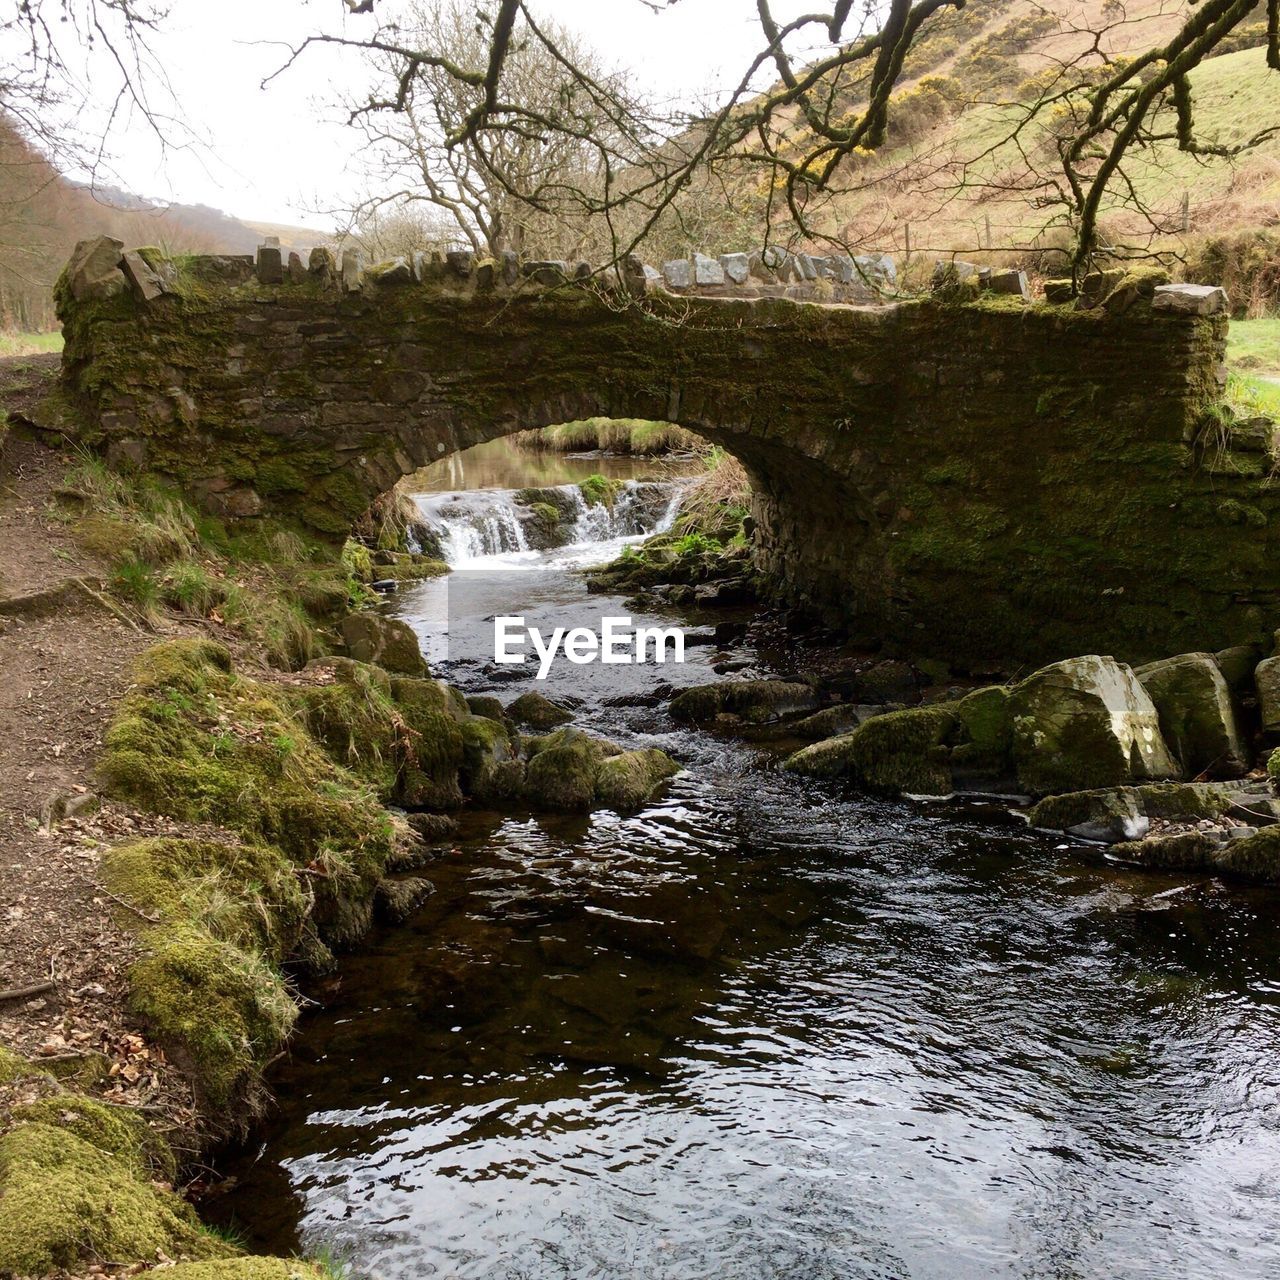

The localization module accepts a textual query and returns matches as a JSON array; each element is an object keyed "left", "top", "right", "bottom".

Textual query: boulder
[
  {"left": 1255, "top": 655, "right": 1280, "bottom": 733},
  {"left": 308, "top": 247, "right": 337, "bottom": 284},
  {"left": 1008, "top": 655, "right": 1178, "bottom": 796},
  {"left": 1026, "top": 788, "right": 1149, "bottom": 843},
  {"left": 340, "top": 249, "right": 363, "bottom": 292},
  {"left": 1109, "top": 830, "right": 1219, "bottom": 870},
  {"left": 1214, "top": 644, "right": 1263, "bottom": 697},
  {"left": 446, "top": 249, "right": 474, "bottom": 278},
  {"left": 950, "top": 685, "right": 1014, "bottom": 786},
  {"left": 719, "top": 252, "right": 750, "bottom": 284},
  {"left": 594, "top": 748, "right": 680, "bottom": 812},
  {"left": 1152, "top": 283, "right": 1229, "bottom": 316},
  {"left": 784, "top": 703, "right": 959, "bottom": 796},
  {"left": 339, "top": 613, "right": 427, "bottom": 675},
  {"left": 64, "top": 235, "right": 126, "bottom": 301},
  {"left": 669, "top": 679, "right": 818, "bottom": 725},
  {"left": 375, "top": 876, "right": 434, "bottom": 923},
  {"left": 506, "top": 690, "right": 573, "bottom": 729},
  {"left": 1133, "top": 652, "right": 1248, "bottom": 779},
  {"left": 1212, "top": 826, "right": 1280, "bottom": 882}
]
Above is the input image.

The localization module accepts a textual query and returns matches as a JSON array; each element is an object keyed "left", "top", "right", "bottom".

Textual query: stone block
[
  {"left": 662, "top": 258, "right": 692, "bottom": 289},
  {"left": 855, "top": 253, "right": 896, "bottom": 287},
  {"left": 371, "top": 257, "right": 413, "bottom": 285},
  {"left": 500, "top": 250, "right": 520, "bottom": 285},
  {"left": 120, "top": 250, "right": 165, "bottom": 302},
  {"left": 65, "top": 235, "right": 125, "bottom": 301},
  {"left": 692, "top": 253, "right": 725, "bottom": 286},
  {"left": 308, "top": 247, "right": 336, "bottom": 284},
  {"left": 523, "top": 260, "right": 568, "bottom": 286},
  {"left": 573, "top": 261, "right": 592, "bottom": 280},
  {"left": 795, "top": 253, "right": 818, "bottom": 280},
  {"left": 1152, "top": 284, "right": 1229, "bottom": 316},
  {"left": 1255, "top": 655, "right": 1280, "bottom": 733},
  {"left": 1043, "top": 278, "right": 1074, "bottom": 304},
  {"left": 446, "top": 249, "right": 473, "bottom": 278},
  {"left": 987, "top": 268, "right": 1029, "bottom": 299},
  {"left": 340, "top": 250, "right": 363, "bottom": 292},
  {"left": 256, "top": 244, "right": 284, "bottom": 285},
  {"left": 287, "top": 251, "right": 306, "bottom": 284},
  {"left": 720, "top": 253, "right": 750, "bottom": 284},
  {"left": 931, "top": 259, "right": 978, "bottom": 290}
]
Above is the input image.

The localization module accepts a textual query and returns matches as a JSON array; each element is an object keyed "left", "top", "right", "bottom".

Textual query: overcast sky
[{"left": 63, "top": 0, "right": 824, "bottom": 230}]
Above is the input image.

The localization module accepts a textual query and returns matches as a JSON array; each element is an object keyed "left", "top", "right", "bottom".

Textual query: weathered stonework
[{"left": 53, "top": 242, "right": 1274, "bottom": 668}]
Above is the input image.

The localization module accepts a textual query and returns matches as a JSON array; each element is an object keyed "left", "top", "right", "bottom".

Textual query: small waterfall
[
  {"left": 417, "top": 491, "right": 530, "bottom": 565},
  {"left": 415, "top": 478, "right": 690, "bottom": 568}
]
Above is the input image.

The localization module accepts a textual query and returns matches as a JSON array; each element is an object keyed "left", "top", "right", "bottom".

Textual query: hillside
[
  {"left": 0, "top": 118, "right": 327, "bottom": 331},
  {"left": 749, "top": 0, "right": 1279, "bottom": 288}
]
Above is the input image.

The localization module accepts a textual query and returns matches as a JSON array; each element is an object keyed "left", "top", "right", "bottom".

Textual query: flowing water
[{"left": 211, "top": 441, "right": 1280, "bottom": 1279}]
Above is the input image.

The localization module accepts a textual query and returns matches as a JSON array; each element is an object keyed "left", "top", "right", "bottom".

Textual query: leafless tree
[{"left": 275, "top": 0, "right": 1279, "bottom": 289}]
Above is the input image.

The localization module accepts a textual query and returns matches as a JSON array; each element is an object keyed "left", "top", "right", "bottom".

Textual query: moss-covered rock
[
  {"left": 388, "top": 676, "right": 468, "bottom": 810},
  {"left": 98, "top": 641, "right": 394, "bottom": 879},
  {"left": 1132, "top": 781, "right": 1238, "bottom": 820},
  {"left": 1134, "top": 652, "right": 1248, "bottom": 779},
  {"left": 507, "top": 690, "right": 574, "bottom": 729},
  {"left": 1212, "top": 827, "right": 1280, "bottom": 882},
  {"left": 339, "top": 611, "right": 427, "bottom": 674},
  {"left": 950, "top": 685, "right": 1014, "bottom": 783},
  {"left": 127, "top": 921, "right": 298, "bottom": 1111},
  {"left": 1026, "top": 788, "right": 1149, "bottom": 843},
  {"left": 781, "top": 704, "right": 864, "bottom": 741},
  {"left": 460, "top": 714, "right": 523, "bottom": 803},
  {"left": 594, "top": 748, "right": 680, "bottom": 812},
  {"left": 523, "top": 733, "right": 607, "bottom": 811},
  {"left": 1008, "top": 655, "right": 1179, "bottom": 796},
  {"left": 520, "top": 727, "right": 676, "bottom": 812},
  {"left": 0, "top": 1123, "right": 227, "bottom": 1277},
  {"left": 669, "top": 679, "right": 818, "bottom": 726},
  {"left": 784, "top": 703, "right": 959, "bottom": 795},
  {"left": 1214, "top": 644, "right": 1263, "bottom": 697},
  {"left": 578, "top": 473, "right": 623, "bottom": 507},
  {"left": 1109, "top": 830, "right": 1219, "bottom": 870}
]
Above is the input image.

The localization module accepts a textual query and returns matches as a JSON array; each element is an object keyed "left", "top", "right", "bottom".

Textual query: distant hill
[{"left": 0, "top": 118, "right": 329, "bottom": 331}]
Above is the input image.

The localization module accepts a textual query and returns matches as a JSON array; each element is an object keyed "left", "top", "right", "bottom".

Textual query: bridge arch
[{"left": 55, "top": 249, "right": 1276, "bottom": 667}]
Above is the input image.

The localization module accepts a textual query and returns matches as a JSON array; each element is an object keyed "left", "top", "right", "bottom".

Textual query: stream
[{"left": 210, "top": 440, "right": 1280, "bottom": 1279}]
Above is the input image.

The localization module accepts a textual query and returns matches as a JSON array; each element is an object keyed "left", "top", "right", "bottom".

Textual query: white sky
[{"left": 57, "top": 0, "right": 825, "bottom": 229}]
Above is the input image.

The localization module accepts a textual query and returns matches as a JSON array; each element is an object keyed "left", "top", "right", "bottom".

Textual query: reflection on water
[
  {"left": 407, "top": 436, "right": 700, "bottom": 494},
  {"left": 209, "top": 441, "right": 1280, "bottom": 1280}
]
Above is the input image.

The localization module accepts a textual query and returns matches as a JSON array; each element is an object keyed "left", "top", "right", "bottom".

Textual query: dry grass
[{"left": 515, "top": 418, "right": 700, "bottom": 455}]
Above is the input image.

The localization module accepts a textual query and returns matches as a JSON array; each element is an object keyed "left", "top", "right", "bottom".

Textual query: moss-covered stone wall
[{"left": 56, "top": 252, "right": 1270, "bottom": 667}]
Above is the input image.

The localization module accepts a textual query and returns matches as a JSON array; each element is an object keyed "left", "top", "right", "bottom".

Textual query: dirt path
[{"left": 0, "top": 369, "right": 197, "bottom": 1133}]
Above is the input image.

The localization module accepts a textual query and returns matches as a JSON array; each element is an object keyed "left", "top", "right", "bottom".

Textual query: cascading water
[{"left": 416, "top": 478, "right": 688, "bottom": 569}]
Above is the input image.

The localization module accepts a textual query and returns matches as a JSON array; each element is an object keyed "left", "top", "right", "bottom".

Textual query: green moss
[
  {"left": 99, "top": 640, "right": 391, "bottom": 869},
  {"left": 163, "top": 1260, "right": 331, "bottom": 1279},
  {"left": 669, "top": 680, "right": 816, "bottom": 725},
  {"left": 524, "top": 741, "right": 599, "bottom": 811},
  {"left": 578, "top": 473, "right": 623, "bottom": 507},
  {"left": 1213, "top": 827, "right": 1280, "bottom": 882},
  {"left": 0, "top": 1123, "right": 227, "bottom": 1277},
  {"left": 14, "top": 1094, "right": 177, "bottom": 1182},
  {"left": 389, "top": 676, "right": 468, "bottom": 809},
  {"left": 784, "top": 703, "right": 960, "bottom": 795},
  {"left": 127, "top": 922, "right": 297, "bottom": 1110},
  {"left": 594, "top": 748, "right": 679, "bottom": 812}
]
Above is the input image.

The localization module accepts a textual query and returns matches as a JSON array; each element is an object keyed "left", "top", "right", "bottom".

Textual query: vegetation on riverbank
[{"left": 515, "top": 417, "right": 700, "bottom": 455}]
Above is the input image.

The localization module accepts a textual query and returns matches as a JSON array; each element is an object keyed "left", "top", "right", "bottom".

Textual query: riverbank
[{"left": 0, "top": 368, "right": 687, "bottom": 1278}]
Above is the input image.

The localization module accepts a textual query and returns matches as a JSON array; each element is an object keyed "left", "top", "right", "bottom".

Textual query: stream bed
[{"left": 209, "top": 441, "right": 1280, "bottom": 1279}]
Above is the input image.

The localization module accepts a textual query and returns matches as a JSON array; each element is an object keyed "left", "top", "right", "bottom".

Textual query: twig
[
  {"left": 0, "top": 980, "right": 55, "bottom": 1002},
  {"left": 99, "top": 887, "right": 161, "bottom": 924},
  {"left": 72, "top": 577, "right": 146, "bottom": 632}
]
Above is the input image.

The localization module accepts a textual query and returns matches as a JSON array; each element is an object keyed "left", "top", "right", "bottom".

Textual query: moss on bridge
[{"left": 53, "top": 251, "right": 1271, "bottom": 668}]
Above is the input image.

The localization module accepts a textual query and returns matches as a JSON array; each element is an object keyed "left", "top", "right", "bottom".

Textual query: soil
[{"left": 0, "top": 359, "right": 201, "bottom": 1152}]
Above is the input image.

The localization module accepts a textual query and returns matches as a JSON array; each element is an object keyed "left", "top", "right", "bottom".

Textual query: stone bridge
[{"left": 51, "top": 239, "right": 1280, "bottom": 668}]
